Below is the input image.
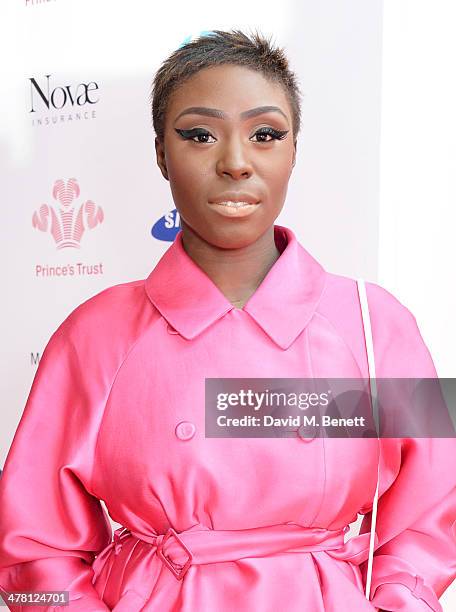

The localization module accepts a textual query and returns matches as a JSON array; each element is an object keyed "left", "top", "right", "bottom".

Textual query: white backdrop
[{"left": 0, "top": 0, "right": 454, "bottom": 608}]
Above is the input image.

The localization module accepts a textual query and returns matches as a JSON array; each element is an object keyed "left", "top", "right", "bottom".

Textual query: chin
[{"left": 203, "top": 223, "right": 270, "bottom": 250}]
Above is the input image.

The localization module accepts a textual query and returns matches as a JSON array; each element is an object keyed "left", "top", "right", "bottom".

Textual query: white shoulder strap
[{"left": 356, "top": 278, "right": 380, "bottom": 602}]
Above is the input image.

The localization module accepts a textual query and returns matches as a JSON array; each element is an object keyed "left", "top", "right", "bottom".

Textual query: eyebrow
[{"left": 174, "top": 105, "right": 289, "bottom": 123}]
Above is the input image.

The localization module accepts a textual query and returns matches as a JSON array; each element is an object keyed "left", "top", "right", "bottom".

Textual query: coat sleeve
[
  {"left": 0, "top": 324, "right": 113, "bottom": 611},
  {"left": 358, "top": 282, "right": 456, "bottom": 612}
]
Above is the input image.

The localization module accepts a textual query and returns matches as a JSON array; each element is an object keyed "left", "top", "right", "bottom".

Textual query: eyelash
[{"left": 174, "top": 126, "right": 289, "bottom": 144}]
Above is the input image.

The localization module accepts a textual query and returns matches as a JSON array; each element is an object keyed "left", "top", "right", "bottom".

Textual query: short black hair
[{"left": 150, "top": 28, "right": 302, "bottom": 145}]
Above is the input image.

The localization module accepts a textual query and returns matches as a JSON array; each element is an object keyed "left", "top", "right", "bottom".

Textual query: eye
[
  {"left": 174, "top": 128, "right": 216, "bottom": 144},
  {"left": 174, "top": 126, "right": 289, "bottom": 144},
  {"left": 251, "top": 127, "right": 289, "bottom": 142}
]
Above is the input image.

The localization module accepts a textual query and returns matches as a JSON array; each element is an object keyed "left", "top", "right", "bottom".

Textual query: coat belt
[{"left": 105, "top": 521, "right": 378, "bottom": 581}]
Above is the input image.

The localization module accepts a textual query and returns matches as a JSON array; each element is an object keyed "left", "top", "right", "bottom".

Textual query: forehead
[{"left": 167, "top": 64, "right": 291, "bottom": 119}]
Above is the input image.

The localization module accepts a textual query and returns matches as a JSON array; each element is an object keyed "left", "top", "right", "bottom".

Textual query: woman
[{"left": 0, "top": 29, "right": 455, "bottom": 612}]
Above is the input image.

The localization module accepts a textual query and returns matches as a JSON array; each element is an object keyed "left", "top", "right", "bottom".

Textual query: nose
[{"left": 216, "top": 136, "right": 253, "bottom": 180}]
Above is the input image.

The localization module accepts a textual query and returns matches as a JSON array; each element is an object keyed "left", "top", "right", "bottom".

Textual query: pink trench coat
[{"left": 0, "top": 224, "right": 455, "bottom": 611}]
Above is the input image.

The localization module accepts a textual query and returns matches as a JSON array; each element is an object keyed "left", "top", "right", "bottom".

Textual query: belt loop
[
  {"left": 156, "top": 527, "right": 193, "bottom": 580},
  {"left": 113, "top": 526, "right": 129, "bottom": 555}
]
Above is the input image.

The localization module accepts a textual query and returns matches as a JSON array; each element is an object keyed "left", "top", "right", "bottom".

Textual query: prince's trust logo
[
  {"left": 32, "top": 178, "right": 104, "bottom": 249},
  {"left": 32, "top": 178, "right": 104, "bottom": 279}
]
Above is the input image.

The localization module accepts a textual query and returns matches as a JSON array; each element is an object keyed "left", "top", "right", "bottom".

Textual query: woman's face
[{"left": 155, "top": 63, "right": 296, "bottom": 249}]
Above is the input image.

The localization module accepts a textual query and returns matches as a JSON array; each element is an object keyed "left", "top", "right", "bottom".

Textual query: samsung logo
[{"left": 151, "top": 209, "right": 181, "bottom": 242}]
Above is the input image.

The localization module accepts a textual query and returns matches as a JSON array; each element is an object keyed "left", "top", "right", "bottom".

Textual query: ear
[{"left": 155, "top": 136, "right": 169, "bottom": 181}]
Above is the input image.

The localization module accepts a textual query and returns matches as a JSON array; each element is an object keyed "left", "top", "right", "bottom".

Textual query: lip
[
  {"left": 207, "top": 200, "right": 260, "bottom": 218},
  {"left": 209, "top": 192, "right": 260, "bottom": 205}
]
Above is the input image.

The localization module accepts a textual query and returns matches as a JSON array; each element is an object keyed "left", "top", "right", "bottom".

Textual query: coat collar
[{"left": 145, "top": 224, "right": 327, "bottom": 350}]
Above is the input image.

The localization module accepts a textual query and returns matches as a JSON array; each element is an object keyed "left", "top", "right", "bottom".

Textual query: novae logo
[{"left": 29, "top": 74, "right": 99, "bottom": 112}]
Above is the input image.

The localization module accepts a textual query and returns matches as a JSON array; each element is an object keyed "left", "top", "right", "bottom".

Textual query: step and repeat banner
[
  {"left": 1, "top": 1, "right": 455, "bottom": 607},
  {"left": 1, "top": 0, "right": 383, "bottom": 462}
]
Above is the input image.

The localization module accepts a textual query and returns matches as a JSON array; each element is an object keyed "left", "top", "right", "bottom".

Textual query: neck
[{"left": 179, "top": 223, "right": 281, "bottom": 309}]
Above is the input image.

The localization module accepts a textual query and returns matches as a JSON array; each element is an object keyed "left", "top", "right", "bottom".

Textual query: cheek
[
  {"left": 167, "top": 152, "right": 206, "bottom": 194},
  {"left": 263, "top": 160, "right": 293, "bottom": 192},
  {"left": 258, "top": 146, "right": 294, "bottom": 180}
]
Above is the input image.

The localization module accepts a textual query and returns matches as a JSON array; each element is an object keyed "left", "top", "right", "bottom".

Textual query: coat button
[
  {"left": 175, "top": 421, "right": 196, "bottom": 440},
  {"left": 297, "top": 423, "right": 316, "bottom": 442}
]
